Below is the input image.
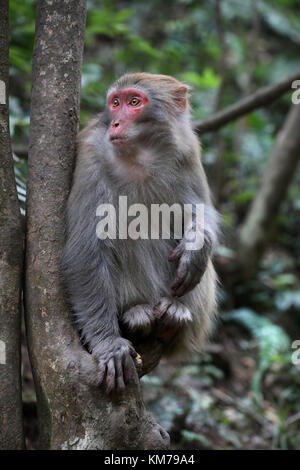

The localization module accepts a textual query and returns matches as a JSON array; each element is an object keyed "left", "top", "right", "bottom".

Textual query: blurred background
[{"left": 10, "top": 0, "right": 300, "bottom": 450}]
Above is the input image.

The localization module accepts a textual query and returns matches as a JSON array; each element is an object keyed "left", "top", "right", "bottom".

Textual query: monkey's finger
[
  {"left": 176, "top": 266, "right": 203, "bottom": 296},
  {"left": 153, "top": 298, "right": 173, "bottom": 319},
  {"left": 171, "top": 263, "right": 188, "bottom": 291},
  {"left": 97, "top": 361, "right": 106, "bottom": 386},
  {"left": 168, "top": 245, "right": 183, "bottom": 262},
  {"left": 129, "top": 346, "right": 137, "bottom": 359},
  {"left": 173, "top": 284, "right": 189, "bottom": 298},
  {"left": 106, "top": 358, "right": 116, "bottom": 393},
  {"left": 173, "top": 273, "right": 193, "bottom": 296},
  {"left": 171, "top": 275, "right": 185, "bottom": 292},
  {"left": 174, "top": 273, "right": 196, "bottom": 297},
  {"left": 115, "top": 357, "right": 125, "bottom": 392},
  {"left": 172, "top": 268, "right": 193, "bottom": 295},
  {"left": 123, "top": 355, "right": 133, "bottom": 384},
  {"left": 190, "top": 258, "right": 206, "bottom": 278}
]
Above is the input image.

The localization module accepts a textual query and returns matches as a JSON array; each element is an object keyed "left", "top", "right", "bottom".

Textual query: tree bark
[
  {"left": 25, "top": 0, "right": 169, "bottom": 450},
  {"left": 0, "top": 0, "right": 24, "bottom": 450},
  {"left": 11, "top": 71, "right": 300, "bottom": 159},
  {"left": 238, "top": 104, "right": 300, "bottom": 273}
]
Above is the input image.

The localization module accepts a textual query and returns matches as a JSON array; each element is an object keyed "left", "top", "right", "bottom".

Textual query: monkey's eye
[
  {"left": 129, "top": 97, "right": 140, "bottom": 106},
  {"left": 112, "top": 98, "right": 120, "bottom": 107}
]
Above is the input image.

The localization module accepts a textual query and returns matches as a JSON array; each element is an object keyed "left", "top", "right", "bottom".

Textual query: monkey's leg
[
  {"left": 153, "top": 297, "right": 192, "bottom": 343},
  {"left": 122, "top": 304, "right": 155, "bottom": 338}
]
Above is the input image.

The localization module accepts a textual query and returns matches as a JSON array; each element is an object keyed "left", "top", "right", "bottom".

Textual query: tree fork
[{"left": 25, "top": 0, "right": 169, "bottom": 450}]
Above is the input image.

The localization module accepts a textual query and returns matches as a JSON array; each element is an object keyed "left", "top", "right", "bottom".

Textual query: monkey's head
[{"left": 105, "top": 73, "right": 191, "bottom": 151}]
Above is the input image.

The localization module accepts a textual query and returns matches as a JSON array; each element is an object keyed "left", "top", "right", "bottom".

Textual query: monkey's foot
[
  {"left": 94, "top": 337, "right": 137, "bottom": 393},
  {"left": 154, "top": 297, "right": 192, "bottom": 324},
  {"left": 122, "top": 304, "right": 154, "bottom": 337},
  {"left": 153, "top": 297, "right": 192, "bottom": 342}
]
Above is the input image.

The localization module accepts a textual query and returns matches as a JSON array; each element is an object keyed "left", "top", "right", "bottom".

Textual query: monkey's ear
[{"left": 173, "top": 85, "right": 189, "bottom": 112}]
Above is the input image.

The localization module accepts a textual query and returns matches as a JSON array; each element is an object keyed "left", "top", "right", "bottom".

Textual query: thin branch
[
  {"left": 238, "top": 103, "right": 300, "bottom": 274},
  {"left": 193, "top": 70, "right": 300, "bottom": 134},
  {"left": 211, "top": 0, "right": 229, "bottom": 202}
]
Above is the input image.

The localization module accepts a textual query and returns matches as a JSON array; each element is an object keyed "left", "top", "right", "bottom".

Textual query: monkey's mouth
[{"left": 110, "top": 136, "right": 128, "bottom": 145}]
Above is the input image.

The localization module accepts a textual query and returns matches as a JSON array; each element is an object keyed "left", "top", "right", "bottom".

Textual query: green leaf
[
  {"left": 232, "top": 190, "right": 254, "bottom": 204},
  {"left": 225, "top": 309, "right": 290, "bottom": 400},
  {"left": 181, "top": 430, "right": 210, "bottom": 447},
  {"left": 181, "top": 68, "right": 220, "bottom": 89},
  {"left": 9, "top": 46, "right": 32, "bottom": 73}
]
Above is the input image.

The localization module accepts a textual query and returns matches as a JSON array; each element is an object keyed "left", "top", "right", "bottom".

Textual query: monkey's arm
[
  {"left": 62, "top": 178, "right": 136, "bottom": 393},
  {"left": 170, "top": 166, "right": 219, "bottom": 297}
]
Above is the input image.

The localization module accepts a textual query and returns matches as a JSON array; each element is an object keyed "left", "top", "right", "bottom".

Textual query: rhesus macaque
[{"left": 62, "top": 73, "right": 219, "bottom": 393}]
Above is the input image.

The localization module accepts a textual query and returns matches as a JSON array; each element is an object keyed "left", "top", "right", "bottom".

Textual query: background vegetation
[{"left": 9, "top": 0, "right": 300, "bottom": 449}]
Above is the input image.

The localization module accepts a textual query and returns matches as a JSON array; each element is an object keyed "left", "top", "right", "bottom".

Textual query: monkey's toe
[
  {"left": 122, "top": 304, "right": 154, "bottom": 335},
  {"left": 153, "top": 298, "right": 192, "bottom": 344},
  {"left": 154, "top": 297, "right": 192, "bottom": 326},
  {"left": 153, "top": 297, "right": 173, "bottom": 319},
  {"left": 154, "top": 297, "right": 193, "bottom": 326},
  {"left": 167, "top": 301, "right": 193, "bottom": 324}
]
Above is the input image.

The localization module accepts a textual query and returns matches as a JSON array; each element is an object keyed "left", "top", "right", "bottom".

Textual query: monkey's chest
[
  {"left": 109, "top": 182, "right": 186, "bottom": 309},
  {"left": 114, "top": 237, "right": 177, "bottom": 311}
]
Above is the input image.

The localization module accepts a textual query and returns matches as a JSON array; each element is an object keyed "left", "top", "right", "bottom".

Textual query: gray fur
[{"left": 61, "top": 73, "right": 219, "bottom": 391}]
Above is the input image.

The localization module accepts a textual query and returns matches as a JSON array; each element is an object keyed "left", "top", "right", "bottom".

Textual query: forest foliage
[{"left": 8, "top": 0, "right": 300, "bottom": 449}]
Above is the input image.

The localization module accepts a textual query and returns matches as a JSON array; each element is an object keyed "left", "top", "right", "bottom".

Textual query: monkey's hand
[
  {"left": 93, "top": 337, "right": 137, "bottom": 393},
  {"left": 169, "top": 239, "right": 209, "bottom": 297}
]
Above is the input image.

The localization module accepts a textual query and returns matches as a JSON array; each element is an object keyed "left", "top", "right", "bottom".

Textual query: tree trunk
[
  {"left": 238, "top": 104, "right": 300, "bottom": 273},
  {"left": 0, "top": 0, "right": 24, "bottom": 450},
  {"left": 25, "top": 0, "right": 169, "bottom": 450}
]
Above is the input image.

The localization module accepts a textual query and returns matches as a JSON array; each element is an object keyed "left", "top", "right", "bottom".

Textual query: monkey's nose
[{"left": 112, "top": 121, "right": 120, "bottom": 128}]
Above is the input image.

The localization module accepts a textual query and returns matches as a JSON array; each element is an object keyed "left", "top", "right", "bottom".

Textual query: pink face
[{"left": 107, "top": 88, "right": 149, "bottom": 144}]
